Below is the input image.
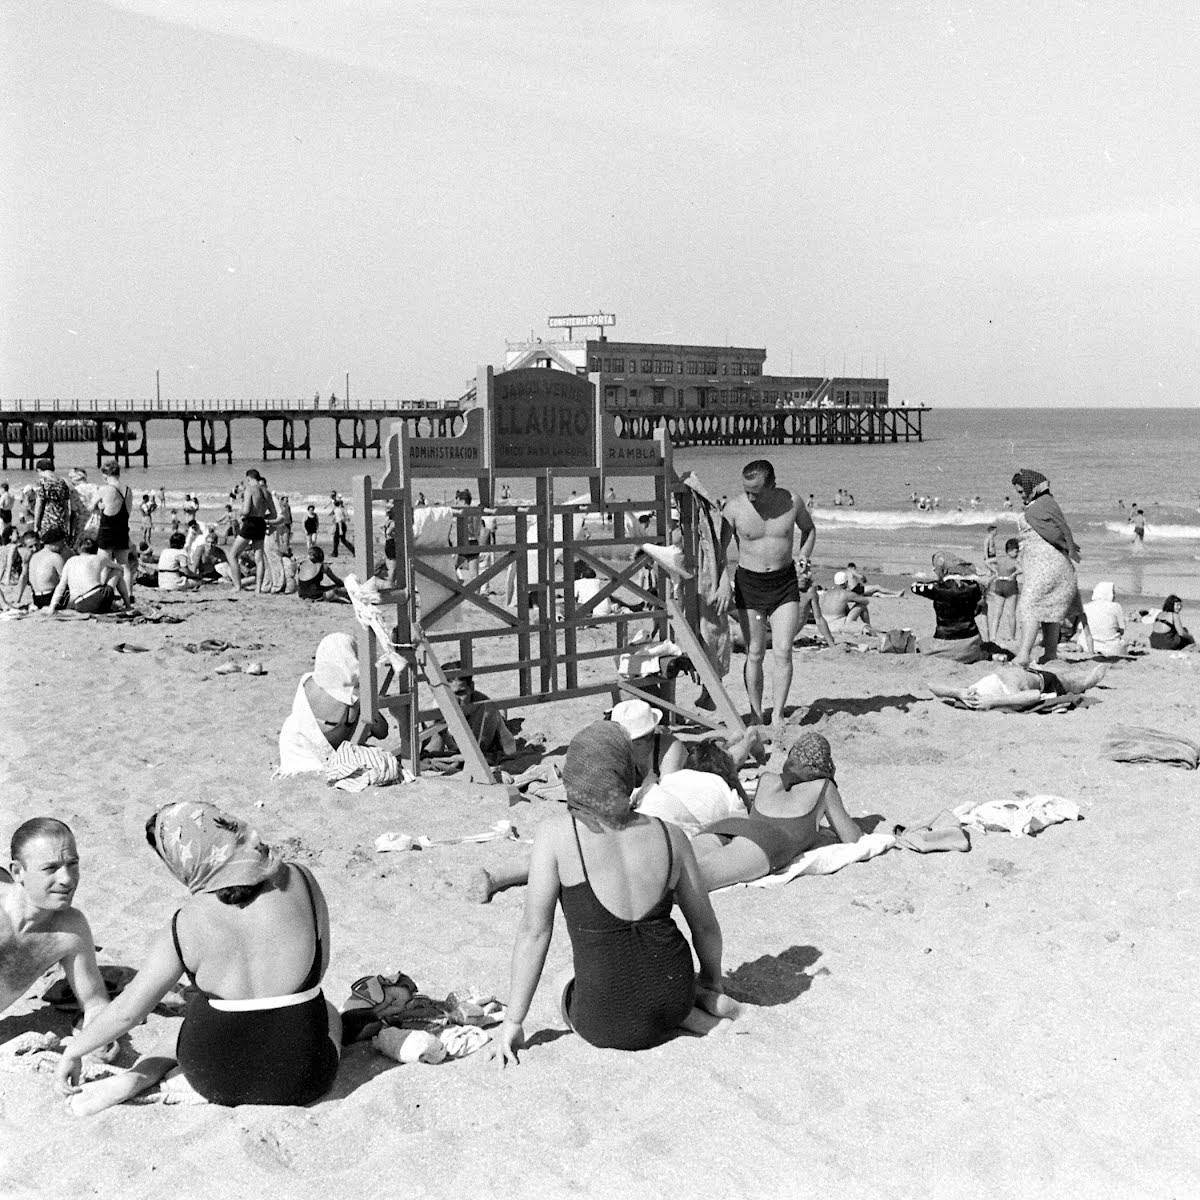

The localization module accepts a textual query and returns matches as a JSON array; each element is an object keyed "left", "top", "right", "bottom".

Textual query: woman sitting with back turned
[
  {"left": 690, "top": 733, "right": 863, "bottom": 890},
  {"left": 56, "top": 800, "right": 340, "bottom": 1111},
  {"left": 495, "top": 722, "right": 733, "bottom": 1065}
]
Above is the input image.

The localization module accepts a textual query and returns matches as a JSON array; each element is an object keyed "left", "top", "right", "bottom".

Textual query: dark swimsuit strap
[
  {"left": 569, "top": 815, "right": 675, "bottom": 906},
  {"left": 170, "top": 864, "right": 324, "bottom": 993}
]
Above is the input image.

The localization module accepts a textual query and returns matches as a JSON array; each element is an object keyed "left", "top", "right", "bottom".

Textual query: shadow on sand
[{"left": 722, "top": 944, "right": 826, "bottom": 1007}]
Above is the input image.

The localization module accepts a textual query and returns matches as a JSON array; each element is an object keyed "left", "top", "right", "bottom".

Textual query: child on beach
[
  {"left": 304, "top": 505, "right": 319, "bottom": 549},
  {"left": 986, "top": 537, "right": 1020, "bottom": 643}
]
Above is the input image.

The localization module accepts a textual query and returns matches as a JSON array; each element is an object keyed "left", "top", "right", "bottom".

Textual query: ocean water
[{"left": 9, "top": 407, "right": 1200, "bottom": 602}]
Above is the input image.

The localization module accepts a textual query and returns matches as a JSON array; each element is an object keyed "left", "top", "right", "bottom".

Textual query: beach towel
[
  {"left": 1102, "top": 725, "right": 1200, "bottom": 769},
  {"left": 952, "top": 795, "right": 1081, "bottom": 837},
  {"left": 714, "top": 831, "right": 897, "bottom": 892},
  {"left": 933, "top": 691, "right": 1085, "bottom": 715},
  {"left": 277, "top": 673, "right": 334, "bottom": 774}
]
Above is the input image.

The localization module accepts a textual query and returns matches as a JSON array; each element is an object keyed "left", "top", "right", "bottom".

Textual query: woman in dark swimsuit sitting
[
  {"left": 691, "top": 732, "right": 863, "bottom": 890},
  {"left": 496, "top": 722, "right": 735, "bottom": 1066},
  {"left": 57, "top": 801, "right": 341, "bottom": 1112}
]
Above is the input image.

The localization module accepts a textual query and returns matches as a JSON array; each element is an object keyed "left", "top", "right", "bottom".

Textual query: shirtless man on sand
[
  {"left": 1, "top": 819, "right": 111, "bottom": 1031},
  {"left": 718, "top": 459, "right": 817, "bottom": 734}
]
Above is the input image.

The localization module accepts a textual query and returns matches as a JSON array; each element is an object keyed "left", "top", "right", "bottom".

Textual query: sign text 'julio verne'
[{"left": 491, "top": 369, "right": 595, "bottom": 470}]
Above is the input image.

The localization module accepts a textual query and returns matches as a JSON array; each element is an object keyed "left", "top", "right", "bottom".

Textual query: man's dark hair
[
  {"left": 310, "top": 546, "right": 325, "bottom": 562},
  {"left": 78, "top": 536, "right": 98, "bottom": 555},
  {"left": 12, "top": 817, "right": 74, "bottom": 864},
  {"left": 35, "top": 458, "right": 53, "bottom": 472},
  {"left": 685, "top": 742, "right": 739, "bottom": 790},
  {"left": 39, "top": 525, "right": 65, "bottom": 546},
  {"left": 169, "top": 532, "right": 186, "bottom": 549},
  {"left": 245, "top": 469, "right": 262, "bottom": 482},
  {"left": 742, "top": 459, "right": 775, "bottom": 487}
]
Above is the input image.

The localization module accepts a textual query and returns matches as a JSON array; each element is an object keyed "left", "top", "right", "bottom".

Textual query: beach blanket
[
  {"left": 1102, "top": 725, "right": 1200, "bottom": 769},
  {"left": 952, "top": 795, "right": 1081, "bottom": 837},
  {"left": 714, "top": 831, "right": 897, "bottom": 892},
  {"left": 933, "top": 691, "right": 1085, "bottom": 715}
]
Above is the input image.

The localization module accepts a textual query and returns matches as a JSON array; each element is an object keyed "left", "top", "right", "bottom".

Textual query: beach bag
[{"left": 879, "top": 629, "right": 917, "bottom": 654}]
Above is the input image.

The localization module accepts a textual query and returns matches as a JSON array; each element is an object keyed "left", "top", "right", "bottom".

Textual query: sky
[{"left": 2, "top": 0, "right": 1198, "bottom": 407}]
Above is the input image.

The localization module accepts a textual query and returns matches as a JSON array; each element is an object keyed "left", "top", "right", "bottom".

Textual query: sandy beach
[{"left": 1, "top": 583, "right": 1198, "bottom": 1200}]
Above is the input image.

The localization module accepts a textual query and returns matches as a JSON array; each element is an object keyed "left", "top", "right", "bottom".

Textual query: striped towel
[{"left": 325, "top": 744, "right": 412, "bottom": 792}]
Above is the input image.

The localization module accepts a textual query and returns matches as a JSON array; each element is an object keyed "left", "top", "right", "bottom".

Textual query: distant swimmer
[
  {"left": 718, "top": 459, "right": 817, "bottom": 734},
  {"left": 1132, "top": 508, "right": 1146, "bottom": 548}
]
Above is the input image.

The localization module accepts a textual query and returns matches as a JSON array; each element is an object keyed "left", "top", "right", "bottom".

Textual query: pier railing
[{"left": 0, "top": 398, "right": 459, "bottom": 414}]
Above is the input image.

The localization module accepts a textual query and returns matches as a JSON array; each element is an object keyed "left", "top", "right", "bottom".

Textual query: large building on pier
[{"left": 502, "top": 327, "right": 889, "bottom": 413}]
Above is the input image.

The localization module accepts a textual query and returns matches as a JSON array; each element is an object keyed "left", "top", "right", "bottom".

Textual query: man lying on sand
[
  {"left": 929, "top": 661, "right": 1108, "bottom": 711},
  {"left": 1, "top": 819, "right": 112, "bottom": 1034}
]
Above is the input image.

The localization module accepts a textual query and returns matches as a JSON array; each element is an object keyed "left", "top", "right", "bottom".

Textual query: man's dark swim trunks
[
  {"left": 239, "top": 515, "right": 268, "bottom": 541},
  {"left": 733, "top": 564, "right": 801, "bottom": 616}
]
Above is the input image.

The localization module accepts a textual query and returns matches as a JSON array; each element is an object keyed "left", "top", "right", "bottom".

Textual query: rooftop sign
[{"left": 548, "top": 313, "right": 615, "bottom": 329}]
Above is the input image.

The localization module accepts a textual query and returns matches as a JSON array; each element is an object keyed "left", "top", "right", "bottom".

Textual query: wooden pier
[{"left": 0, "top": 399, "right": 466, "bottom": 469}]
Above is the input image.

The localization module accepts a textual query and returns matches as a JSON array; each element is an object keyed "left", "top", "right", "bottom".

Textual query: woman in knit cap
[
  {"left": 496, "top": 721, "right": 731, "bottom": 1064},
  {"left": 691, "top": 732, "right": 863, "bottom": 890},
  {"left": 1010, "top": 469, "right": 1081, "bottom": 667},
  {"left": 56, "top": 801, "right": 340, "bottom": 1111}
]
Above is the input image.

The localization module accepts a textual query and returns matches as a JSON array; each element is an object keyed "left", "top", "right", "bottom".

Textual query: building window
[
  {"left": 588, "top": 356, "right": 601, "bottom": 372},
  {"left": 640, "top": 358, "right": 652, "bottom": 373},
  {"left": 602, "top": 358, "right": 611, "bottom": 372},
  {"left": 663, "top": 360, "right": 673, "bottom": 374},
  {"left": 685, "top": 361, "right": 697, "bottom": 374},
  {"left": 719, "top": 390, "right": 729, "bottom": 403},
  {"left": 628, "top": 387, "right": 639, "bottom": 398},
  {"left": 677, "top": 361, "right": 683, "bottom": 374},
  {"left": 605, "top": 386, "right": 617, "bottom": 402},
  {"left": 611, "top": 358, "right": 624, "bottom": 372}
]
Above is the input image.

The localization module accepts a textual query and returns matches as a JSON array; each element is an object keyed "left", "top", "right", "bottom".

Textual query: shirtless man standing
[
  {"left": 228, "top": 468, "right": 277, "bottom": 593},
  {"left": 1, "top": 819, "right": 111, "bottom": 1029},
  {"left": 717, "top": 459, "right": 816, "bottom": 733}
]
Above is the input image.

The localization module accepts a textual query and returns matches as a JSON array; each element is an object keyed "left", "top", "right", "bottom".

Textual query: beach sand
[{"left": 1, "top": 587, "right": 1198, "bottom": 1200}]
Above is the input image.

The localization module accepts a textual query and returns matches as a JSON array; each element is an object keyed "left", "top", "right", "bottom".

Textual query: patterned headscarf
[
  {"left": 562, "top": 721, "right": 637, "bottom": 828},
  {"left": 1011, "top": 469, "right": 1049, "bottom": 498},
  {"left": 780, "top": 732, "right": 837, "bottom": 788},
  {"left": 151, "top": 801, "right": 282, "bottom": 894}
]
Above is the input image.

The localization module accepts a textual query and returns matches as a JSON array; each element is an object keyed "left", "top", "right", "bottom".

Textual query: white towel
[
  {"left": 715, "top": 831, "right": 897, "bottom": 892},
  {"left": 276, "top": 674, "right": 333, "bottom": 775},
  {"left": 952, "top": 795, "right": 1081, "bottom": 838}
]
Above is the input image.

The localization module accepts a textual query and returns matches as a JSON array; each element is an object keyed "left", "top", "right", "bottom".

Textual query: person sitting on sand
[
  {"left": 1082, "top": 582, "right": 1127, "bottom": 656},
  {"left": 795, "top": 557, "right": 835, "bottom": 646},
  {"left": 422, "top": 663, "right": 519, "bottom": 765},
  {"left": 297, "top": 547, "right": 348, "bottom": 603},
  {"left": 910, "top": 552, "right": 984, "bottom": 663},
  {"left": 14, "top": 525, "right": 67, "bottom": 609},
  {"left": 278, "top": 631, "right": 388, "bottom": 774},
  {"left": 690, "top": 732, "right": 863, "bottom": 890},
  {"left": 7, "top": 530, "right": 40, "bottom": 605},
  {"left": 48, "top": 536, "right": 131, "bottom": 613},
  {"left": 1148, "top": 595, "right": 1196, "bottom": 651},
  {"left": 188, "top": 528, "right": 231, "bottom": 584},
  {"left": 1, "top": 819, "right": 113, "bottom": 1033},
  {"left": 821, "top": 572, "right": 873, "bottom": 634},
  {"left": 495, "top": 722, "right": 734, "bottom": 1065},
  {"left": 56, "top": 801, "right": 341, "bottom": 1111},
  {"left": 608, "top": 698, "right": 686, "bottom": 794},
  {"left": 928, "top": 660, "right": 1108, "bottom": 710},
  {"left": 156, "top": 532, "right": 201, "bottom": 591}
]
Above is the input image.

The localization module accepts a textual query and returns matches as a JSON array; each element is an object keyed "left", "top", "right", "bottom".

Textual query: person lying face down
[
  {"left": 690, "top": 732, "right": 864, "bottom": 891},
  {"left": 1, "top": 818, "right": 111, "bottom": 1029},
  {"left": 278, "top": 632, "right": 389, "bottom": 774},
  {"left": 56, "top": 801, "right": 341, "bottom": 1111},
  {"left": 928, "top": 661, "right": 1108, "bottom": 710},
  {"left": 495, "top": 721, "right": 734, "bottom": 1067}
]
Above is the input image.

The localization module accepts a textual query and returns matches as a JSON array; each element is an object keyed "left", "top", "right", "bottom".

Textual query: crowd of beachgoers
[{"left": 2, "top": 454, "right": 1197, "bottom": 1120}]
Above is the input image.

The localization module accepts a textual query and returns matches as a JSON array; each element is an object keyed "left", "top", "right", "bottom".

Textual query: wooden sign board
[{"left": 490, "top": 367, "right": 594, "bottom": 470}]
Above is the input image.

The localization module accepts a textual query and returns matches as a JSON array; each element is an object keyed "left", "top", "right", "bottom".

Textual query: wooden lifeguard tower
[{"left": 350, "top": 365, "right": 743, "bottom": 784}]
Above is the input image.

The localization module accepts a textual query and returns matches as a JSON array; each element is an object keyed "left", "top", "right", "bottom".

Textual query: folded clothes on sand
[
  {"left": 953, "top": 795, "right": 1081, "bottom": 837},
  {"left": 325, "top": 743, "right": 412, "bottom": 791},
  {"left": 1103, "top": 724, "right": 1199, "bottom": 769},
  {"left": 893, "top": 808, "right": 971, "bottom": 853}
]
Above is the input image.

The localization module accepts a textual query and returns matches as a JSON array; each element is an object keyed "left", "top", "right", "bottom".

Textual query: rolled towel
[{"left": 373, "top": 1028, "right": 447, "bottom": 1065}]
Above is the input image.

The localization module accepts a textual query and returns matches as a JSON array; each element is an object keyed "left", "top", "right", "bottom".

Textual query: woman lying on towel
[
  {"left": 278, "top": 631, "right": 388, "bottom": 774},
  {"left": 928, "top": 660, "right": 1108, "bottom": 710},
  {"left": 495, "top": 722, "right": 735, "bottom": 1065},
  {"left": 56, "top": 801, "right": 341, "bottom": 1112},
  {"left": 690, "top": 733, "right": 863, "bottom": 890}
]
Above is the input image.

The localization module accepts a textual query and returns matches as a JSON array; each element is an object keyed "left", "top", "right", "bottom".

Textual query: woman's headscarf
[
  {"left": 1091, "top": 581, "right": 1115, "bottom": 603},
  {"left": 562, "top": 721, "right": 637, "bottom": 828},
  {"left": 780, "top": 732, "right": 837, "bottom": 788},
  {"left": 151, "top": 801, "right": 281, "bottom": 894},
  {"left": 1011, "top": 468, "right": 1048, "bottom": 497},
  {"left": 312, "top": 632, "right": 359, "bottom": 704}
]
